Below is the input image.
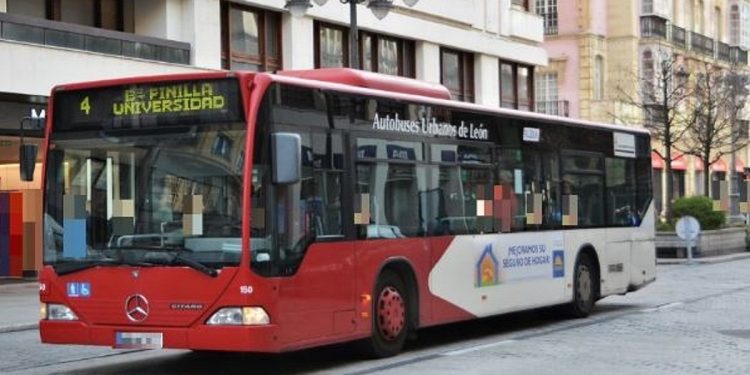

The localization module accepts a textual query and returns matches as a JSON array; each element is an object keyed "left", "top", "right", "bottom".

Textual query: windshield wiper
[
  {"left": 109, "top": 245, "right": 219, "bottom": 278},
  {"left": 170, "top": 252, "right": 218, "bottom": 278},
  {"left": 54, "top": 259, "right": 154, "bottom": 276}
]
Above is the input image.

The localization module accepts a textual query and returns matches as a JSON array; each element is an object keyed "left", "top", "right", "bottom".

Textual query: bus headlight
[
  {"left": 206, "top": 307, "right": 270, "bottom": 326},
  {"left": 44, "top": 303, "right": 78, "bottom": 321}
]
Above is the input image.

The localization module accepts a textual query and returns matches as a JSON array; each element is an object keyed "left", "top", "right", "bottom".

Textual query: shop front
[{"left": 0, "top": 92, "right": 46, "bottom": 278}]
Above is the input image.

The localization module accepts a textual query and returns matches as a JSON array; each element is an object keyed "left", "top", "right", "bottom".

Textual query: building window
[
  {"left": 535, "top": 0, "right": 558, "bottom": 35},
  {"left": 642, "top": 49, "right": 655, "bottom": 100},
  {"left": 743, "top": 3, "right": 750, "bottom": 48},
  {"left": 316, "top": 22, "right": 349, "bottom": 68},
  {"left": 361, "top": 32, "right": 415, "bottom": 78},
  {"left": 739, "top": 120, "right": 750, "bottom": 142},
  {"left": 314, "top": 22, "right": 415, "bottom": 77},
  {"left": 512, "top": 0, "right": 530, "bottom": 11},
  {"left": 500, "top": 60, "right": 534, "bottom": 110},
  {"left": 731, "top": 5, "right": 740, "bottom": 45},
  {"left": 6, "top": 0, "right": 133, "bottom": 32},
  {"left": 535, "top": 72, "right": 560, "bottom": 115},
  {"left": 594, "top": 56, "right": 604, "bottom": 101},
  {"left": 715, "top": 7, "right": 722, "bottom": 40},
  {"left": 441, "top": 48, "right": 474, "bottom": 102},
  {"left": 221, "top": 2, "right": 282, "bottom": 71},
  {"left": 642, "top": 0, "right": 653, "bottom": 14}
]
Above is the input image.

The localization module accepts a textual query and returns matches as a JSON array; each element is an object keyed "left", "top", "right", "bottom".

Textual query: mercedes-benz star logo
[{"left": 125, "top": 294, "right": 149, "bottom": 322}]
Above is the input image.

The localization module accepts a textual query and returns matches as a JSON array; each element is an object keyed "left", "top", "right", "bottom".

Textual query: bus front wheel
[
  {"left": 362, "top": 270, "right": 409, "bottom": 358},
  {"left": 564, "top": 253, "right": 596, "bottom": 318}
]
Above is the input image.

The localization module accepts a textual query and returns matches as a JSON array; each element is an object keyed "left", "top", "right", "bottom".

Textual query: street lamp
[
  {"left": 285, "top": 0, "right": 419, "bottom": 69},
  {"left": 726, "top": 71, "right": 748, "bottom": 224}
]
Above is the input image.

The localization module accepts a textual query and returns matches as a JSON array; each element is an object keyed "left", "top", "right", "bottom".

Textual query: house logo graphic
[{"left": 476, "top": 244, "right": 499, "bottom": 287}]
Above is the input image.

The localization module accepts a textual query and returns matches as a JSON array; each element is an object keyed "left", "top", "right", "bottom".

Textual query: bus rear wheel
[
  {"left": 362, "top": 270, "right": 408, "bottom": 358},
  {"left": 563, "top": 253, "right": 596, "bottom": 318}
]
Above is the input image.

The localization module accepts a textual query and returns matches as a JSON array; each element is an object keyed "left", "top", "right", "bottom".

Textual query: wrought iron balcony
[
  {"left": 641, "top": 16, "right": 668, "bottom": 40},
  {"left": 690, "top": 31, "right": 714, "bottom": 56},
  {"left": 535, "top": 100, "right": 570, "bottom": 117},
  {"left": 730, "top": 46, "right": 748, "bottom": 65},
  {"left": 671, "top": 25, "right": 686, "bottom": 48},
  {"left": 717, "top": 41, "right": 731, "bottom": 62}
]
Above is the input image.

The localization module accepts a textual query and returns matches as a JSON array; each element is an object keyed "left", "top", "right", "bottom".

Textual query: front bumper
[{"left": 39, "top": 320, "right": 280, "bottom": 352}]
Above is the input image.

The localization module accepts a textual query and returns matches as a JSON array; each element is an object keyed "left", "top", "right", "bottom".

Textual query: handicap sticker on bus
[{"left": 67, "top": 282, "right": 91, "bottom": 298}]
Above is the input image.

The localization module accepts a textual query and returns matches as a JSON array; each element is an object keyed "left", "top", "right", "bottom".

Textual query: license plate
[{"left": 114, "top": 332, "right": 163, "bottom": 349}]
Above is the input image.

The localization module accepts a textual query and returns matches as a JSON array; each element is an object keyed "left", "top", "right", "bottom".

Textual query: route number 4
[{"left": 80, "top": 96, "right": 91, "bottom": 115}]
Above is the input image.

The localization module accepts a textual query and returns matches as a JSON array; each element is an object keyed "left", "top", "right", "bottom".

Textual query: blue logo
[
  {"left": 552, "top": 251, "right": 564, "bottom": 278},
  {"left": 67, "top": 282, "right": 91, "bottom": 298}
]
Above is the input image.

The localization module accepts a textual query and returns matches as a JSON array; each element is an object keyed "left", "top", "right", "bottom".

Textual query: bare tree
[
  {"left": 613, "top": 50, "right": 691, "bottom": 222},
  {"left": 680, "top": 62, "right": 749, "bottom": 199}
]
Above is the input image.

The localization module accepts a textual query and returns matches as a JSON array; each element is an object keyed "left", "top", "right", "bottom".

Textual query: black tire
[
  {"left": 563, "top": 253, "right": 596, "bottom": 318},
  {"left": 361, "top": 270, "right": 409, "bottom": 358}
]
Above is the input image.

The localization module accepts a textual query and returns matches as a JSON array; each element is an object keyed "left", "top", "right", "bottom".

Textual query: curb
[
  {"left": 0, "top": 323, "right": 38, "bottom": 334},
  {"left": 657, "top": 253, "right": 750, "bottom": 265},
  {"left": 0, "top": 281, "right": 37, "bottom": 291}
]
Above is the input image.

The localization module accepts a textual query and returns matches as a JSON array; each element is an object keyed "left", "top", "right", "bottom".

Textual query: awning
[
  {"left": 712, "top": 158, "right": 727, "bottom": 172},
  {"left": 736, "top": 157, "right": 745, "bottom": 173},
  {"left": 693, "top": 156, "right": 704, "bottom": 171},
  {"left": 671, "top": 152, "right": 687, "bottom": 171},
  {"left": 710, "top": 157, "right": 745, "bottom": 173},
  {"left": 651, "top": 151, "right": 687, "bottom": 170},
  {"left": 651, "top": 151, "right": 664, "bottom": 169}
]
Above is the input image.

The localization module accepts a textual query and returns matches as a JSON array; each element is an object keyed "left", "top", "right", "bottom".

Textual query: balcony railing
[
  {"left": 730, "top": 46, "right": 749, "bottom": 65},
  {"left": 671, "top": 25, "right": 686, "bottom": 48},
  {"left": 690, "top": 31, "right": 714, "bottom": 56},
  {"left": 641, "top": 16, "right": 668, "bottom": 40},
  {"left": 0, "top": 12, "right": 190, "bottom": 65},
  {"left": 717, "top": 41, "right": 731, "bottom": 62},
  {"left": 535, "top": 100, "right": 570, "bottom": 117}
]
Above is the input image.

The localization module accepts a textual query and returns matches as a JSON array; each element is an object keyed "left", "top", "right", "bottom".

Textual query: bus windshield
[{"left": 43, "top": 78, "right": 246, "bottom": 273}]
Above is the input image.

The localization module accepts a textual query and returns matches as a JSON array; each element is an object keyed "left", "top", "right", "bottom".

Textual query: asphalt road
[{"left": 3, "top": 258, "right": 750, "bottom": 375}]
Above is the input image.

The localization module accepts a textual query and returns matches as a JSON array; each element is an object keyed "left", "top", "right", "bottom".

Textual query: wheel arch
[
  {"left": 374, "top": 257, "right": 420, "bottom": 332},
  {"left": 576, "top": 244, "right": 601, "bottom": 299}
]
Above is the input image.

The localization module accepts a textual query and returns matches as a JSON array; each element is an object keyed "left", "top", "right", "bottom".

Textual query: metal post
[
  {"left": 348, "top": 0, "right": 359, "bottom": 69},
  {"left": 686, "top": 238, "right": 693, "bottom": 265},
  {"left": 728, "top": 73, "right": 743, "bottom": 224}
]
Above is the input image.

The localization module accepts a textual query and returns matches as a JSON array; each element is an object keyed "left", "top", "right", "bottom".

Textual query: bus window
[
  {"left": 563, "top": 153, "right": 605, "bottom": 227},
  {"left": 355, "top": 138, "right": 426, "bottom": 238},
  {"left": 606, "top": 158, "right": 637, "bottom": 226},
  {"left": 428, "top": 143, "right": 494, "bottom": 235},
  {"left": 496, "top": 148, "right": 525, "bottom": 232},
  {"left": 272, "top": 132, "right": 344, "bottom": 274}
]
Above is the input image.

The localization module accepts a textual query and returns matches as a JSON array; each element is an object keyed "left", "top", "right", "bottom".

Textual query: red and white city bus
[{"left": 37, "top": 69, "right": 655, "bottom": 357}]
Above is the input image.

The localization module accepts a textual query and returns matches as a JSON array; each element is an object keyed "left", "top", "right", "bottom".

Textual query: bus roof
[
  {"left": 49, "top": 69, "right": 649, "bottom": 137},
  {"left": 276, "top": 68, "right": 452, "bottom": 100},
  {"left": 265, "top": 70, "right": 650, "bottom": 137}
]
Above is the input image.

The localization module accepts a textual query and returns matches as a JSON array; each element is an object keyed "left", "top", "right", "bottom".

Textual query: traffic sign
[{"left": 675, "top": 216, "right": 700, "bottom": 240}]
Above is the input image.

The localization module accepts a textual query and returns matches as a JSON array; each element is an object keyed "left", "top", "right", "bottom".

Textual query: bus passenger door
[
  {"left": 271, "top": 132, "right": 357, "bottom": 346},
  {"left": 276, "top": 241, "right": 356, "bottom": 345}
]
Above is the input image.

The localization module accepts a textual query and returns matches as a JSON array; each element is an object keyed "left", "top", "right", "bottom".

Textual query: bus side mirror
[
  {"left": 20, "top": 144, "right": 38, "bottom": 182},
  {"left": 271, "top": 132, "right": 301, "bottom": 185}
]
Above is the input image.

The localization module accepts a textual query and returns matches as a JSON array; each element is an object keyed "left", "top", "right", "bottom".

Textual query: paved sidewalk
[{"left": 0, "top": 281, "right": 39, "bottom": 333}]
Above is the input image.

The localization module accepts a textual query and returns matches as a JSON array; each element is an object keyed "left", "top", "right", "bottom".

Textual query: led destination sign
[
  {"left": 112, "top": 82, "right": 227, "bottom": 115},
  {"left": 53, "top": 78, "right": 243, "bottom": 130}
]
